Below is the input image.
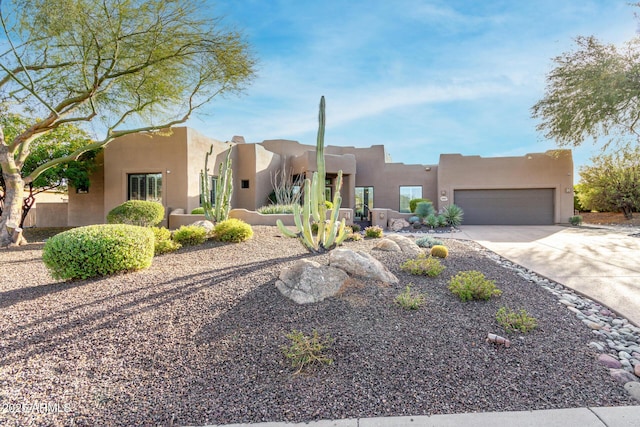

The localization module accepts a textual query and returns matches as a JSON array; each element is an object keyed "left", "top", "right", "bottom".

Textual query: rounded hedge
[
  {"left": 191, "top": 207, "right": 205, "bottom": 214},
  {"left": 172, "top": 225, "right": 208, "bottom": 246},
  {"left": 42, "top": 224, "right": 154, "bottom": 280},
  {"left": 214, "top": 218, "right": 253, "bottom": 243},
  {"left": 106, "top": 200, "right": 164, "bottom": 227}
]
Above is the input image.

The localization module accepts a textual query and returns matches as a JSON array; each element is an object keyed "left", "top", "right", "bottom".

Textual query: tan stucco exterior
[
  {"left": 437, "top": 151, "right": 574, "bottom": 223},
  {"left": 62, "top": 127, "right": 574, "bottom": 228}
]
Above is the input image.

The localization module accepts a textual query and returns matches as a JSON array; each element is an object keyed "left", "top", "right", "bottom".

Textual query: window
[
  {"left": 241, "top": 180, "right": 250, "bottom": 189},
  {"left": 399, "top": 186, "right": 422, "bottom": 213},
  {"left": 128, "top": 173, "right": 162, "bottom": 202}
]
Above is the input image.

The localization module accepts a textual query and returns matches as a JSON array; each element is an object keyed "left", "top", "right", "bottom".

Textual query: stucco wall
[
  {"left": 185, "top": 128, "right": 231, "bottom": 214},
  {"left": 437, "top": 150, "right": 574, "bottom": 223},
  {"left": 35, "top": 202, "right": 69, "bottom": 227},
  {"left": 68, "top": 151, "right": 105, "bottom": 226}
]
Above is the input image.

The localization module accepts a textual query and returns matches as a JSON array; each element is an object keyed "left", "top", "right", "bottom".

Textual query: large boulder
[
  {"left": 389, "top": 218, "right": 409, "bottom": 232},
  {"left": 329, "top": 248, "right": 398, "bottom": 284},
  {"left": 373, "top": 239, "right": 402, "bottom": 252},
  {"left": 385, "top": 234, "right": 423, "bottom": 257},
  {"left": 276, "top": 259, "right": 348, "bottom": 304}
]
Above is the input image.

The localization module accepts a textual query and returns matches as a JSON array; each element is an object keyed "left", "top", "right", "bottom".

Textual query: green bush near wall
[
  {"left": 214, "top": 218, "right": 254, "bottom": 243},
  {"left": 42, "top": 224, "right": 155, "bottom": 280},
  {"left": 106, "top": 200, "right": 164, "bottom": 227}
]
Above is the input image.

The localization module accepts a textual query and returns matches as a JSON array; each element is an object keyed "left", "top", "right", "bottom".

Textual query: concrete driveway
[{"left": 456, "top": 225, "right": 640, "bottom": 326}]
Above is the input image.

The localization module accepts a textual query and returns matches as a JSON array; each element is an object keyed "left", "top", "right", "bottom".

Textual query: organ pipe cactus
[
  {"left": 200, "top": 145, "right": 233, "bottom": 222},
  {"left": 214, "top": 148, "right": 233, "bottom": 222},
  {"left": 200, "top": 145, "right": 214, "bottom": 221},
  {"left": 277, "top": 96, "right": 347, "bottom": 253}
]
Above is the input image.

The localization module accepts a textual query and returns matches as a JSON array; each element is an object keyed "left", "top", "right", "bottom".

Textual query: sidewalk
[{"left": 195, "top": 406, "right": 640, "bottom": 427}]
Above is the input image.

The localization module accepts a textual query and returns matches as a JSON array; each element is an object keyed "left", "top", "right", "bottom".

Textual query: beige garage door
[{"left": 454, "top": 189, "right": 555, "bottom": 225}]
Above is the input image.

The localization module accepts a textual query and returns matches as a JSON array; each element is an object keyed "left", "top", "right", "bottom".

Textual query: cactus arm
[
  {"left": 201, "top": 144, "right": 215, "bottom": 221},
  {"left": 300, "top": 178, "right": 318, "bottom": 252},
  {"left": 334, "top": 218, "right": 347, "bottom": 246},
  {"left": 276, "top": 219, "right": 299, "bottom": 238}
]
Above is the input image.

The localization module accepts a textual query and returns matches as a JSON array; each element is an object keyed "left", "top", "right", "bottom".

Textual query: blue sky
[{"left": 188, "top": 1, "right": 639, "bottom": 177}]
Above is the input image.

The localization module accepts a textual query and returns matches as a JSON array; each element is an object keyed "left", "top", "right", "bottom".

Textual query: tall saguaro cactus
[
  {"left": 200, "top": 145, "right": 233, "bottom": 222},
  {"left": 277, "top": 96, "right": 347, "bottom": 253}
]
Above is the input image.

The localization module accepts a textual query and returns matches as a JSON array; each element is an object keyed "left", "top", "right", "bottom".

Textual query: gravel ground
[{"left": 0, "top": 226, "right": 636, "bottom": 426}]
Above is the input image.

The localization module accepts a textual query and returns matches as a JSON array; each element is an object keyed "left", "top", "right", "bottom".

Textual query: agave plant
[{"left": 442, "top": 204, "right": 464, "bottom": 227}]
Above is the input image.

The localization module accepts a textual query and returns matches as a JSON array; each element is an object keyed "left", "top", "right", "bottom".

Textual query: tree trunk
[
  {"left": 621, "top": 205, "right": 633, "bottom": 220},
  {"left": 0, "top": 131, "right": 25, "bottom": 247}
]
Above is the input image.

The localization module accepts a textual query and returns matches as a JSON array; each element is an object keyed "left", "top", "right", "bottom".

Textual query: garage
[{"left": 454, "top": 189, "right": 555, "bottom": 225}]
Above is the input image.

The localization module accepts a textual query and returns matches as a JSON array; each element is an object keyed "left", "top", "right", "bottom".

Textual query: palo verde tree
[
  {"left": 577, "top": 145, "right": 640, "bottom": 219},
  {"left": 531, "top": 31, "right": 640, "bottom": 149},
  {"left": 0, "top": 113, "right": 97, "bottom": 227},
  {"left": 0, "top": 0, "right": 256, "bottom": 246}
]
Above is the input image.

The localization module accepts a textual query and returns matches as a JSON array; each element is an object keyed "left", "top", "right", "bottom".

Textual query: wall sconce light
[
  {"left": 379, "top": 212, "right": 385, "bottom": 219},
  {"left": 425, "top": 167, "right": 431, "bottom": 171},
  {"left": 166, "top": 170, "right": 171, "bottom": 174},
  {"left": 565, "top": 188, "right": 572, "bottom": 193},
  {"left": 441, "top": 190, "right": 447, "bottom": 196}
]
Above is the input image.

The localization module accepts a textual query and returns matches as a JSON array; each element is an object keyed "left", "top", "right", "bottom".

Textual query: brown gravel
[{"left": 0, "top": 226, "right": 636, "bottom": 426}]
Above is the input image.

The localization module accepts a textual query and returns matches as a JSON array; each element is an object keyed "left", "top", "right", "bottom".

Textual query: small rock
[
  {"left": 610, "top": 368, "right": 638, "bottom": 384},
  {"left": 624, "top": 382, "right": 640, "bottom": 402},
  {"left": 567, "top": 306, "right": 582, "bottom": 315},
  {"left": 619, "top": 351, "right": 632, "bottom": 360},
  {"left": 559, "top": 299, "right": 576, "bottom": 308},
  {"left": 190, "top": 220, "right": 215, "bottom": 234},
  {"left": 636, "top": 364, "right": 640, "bottom": 377},
  {"left": 583, "top": 320, "right": 602, "bottom": 330},
  {"left": 598, "top": 354, "right": 622, "bottom": 369},
  {"left": 588, "top": 342, "right": 604, "bottom": 352}
]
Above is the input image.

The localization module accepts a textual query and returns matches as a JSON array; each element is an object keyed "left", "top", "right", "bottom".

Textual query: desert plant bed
[{"left": 0, "top": 226, "right": 635, "bottom": 426}]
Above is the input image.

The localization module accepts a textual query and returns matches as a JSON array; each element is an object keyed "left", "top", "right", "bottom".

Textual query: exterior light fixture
[{"left": 441, "top": 190, "right": 447, "bottom": 196}]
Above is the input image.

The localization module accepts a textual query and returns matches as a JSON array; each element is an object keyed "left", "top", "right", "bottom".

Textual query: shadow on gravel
[{"left": 0, "top": 253, "right": 308, "bottom": 367}]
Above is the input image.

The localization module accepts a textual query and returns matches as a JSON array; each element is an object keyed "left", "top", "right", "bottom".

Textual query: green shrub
[
  {"left": 325, "top": 200, "right": 333, "bottom": 210},
  {"left": 408, "top": 215, "right": 421, "bottom": 224},
  {"left": 425, "top": 214, "right": 438, "bottom": 228},
  {"left": 214, "top": 218, "right": 254, "bottom": 243},
  {"left": 409, "top": 198, "right": 431, "bottom": 213},
  {"left": 400, "top": 253, "right": 445, "bottom": 277},
  {"left": 106, "top": 200, "right": 164, "bottom": 227},
  {"left": 350, "top": 224, "right": 361, "bottom": 233},
  {"left": 395, "top": 285, "right": 426, "bottom": 310},
  {"left": 42, "top": 224, "right": 154, "bottom": 280},
  {"left": 415, "top": 236, "right": 443, "bottom": 248},
  {"left": 569, "top": 215, "right": 583, "bottom": 226},
  {"left": 415, "top": 201, "right": 435, "bottom": 219},
  {"left": 281, "top": 330, "right": 334, "bottom": 374},
  {"left": 152, "top": 227, "right": 181, "bottom": 255},
  {"left": 437, "top": 214, "right": 448, "bottom": 228},
  {"left": 442, "top": 204, "right": 464, "bottom": 227},
  {"left": 430, "top": 245, "right": 449, "bottom": 258},
  {"left": 172, "top": 225, "right": 208, "bottom": 246},
  {"left": 311, "top": 222, "right": 319, "bottom": 234},
  {"left": 257, "top": 204, "right": 297, "bottom": 214},
  {"left": 448, "top": 271, "right": 502, "bottom": 302},
  {"left": 364, "top": 225, "right": 383, "bottom": 238},
  {"left": 412, "top": 222, "right": 422, "bottom": 229},
  {"left": 346, "top": 232, "right": 362, "bottom": 241},
  {"left": 191, "top": 207, "right": 205, "bottom": 215},
  {"left": 496, "top": 307, "right": 538, "bottom": 333}
]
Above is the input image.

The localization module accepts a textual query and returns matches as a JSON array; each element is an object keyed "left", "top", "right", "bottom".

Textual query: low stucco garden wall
[{"left": 168, "top": 208, "right": 354, "bottom": 230}]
